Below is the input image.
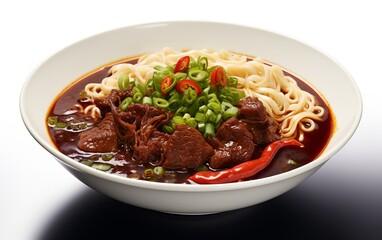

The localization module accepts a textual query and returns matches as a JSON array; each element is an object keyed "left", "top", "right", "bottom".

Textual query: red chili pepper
[
  {"left": 176, "top": 79, "right": 202, "bottom": 96},
  {"left": 188, "top": 139, "right": 304, "bottom": 184},
  {"left": 174, "top": 56, "right": 190, "bottom": 73},
  {"left": 210, "top": 66, "right": 227, "bottom": 88},
  {"left": 160, "top": 76, "right": 173, "bottom": 96}
]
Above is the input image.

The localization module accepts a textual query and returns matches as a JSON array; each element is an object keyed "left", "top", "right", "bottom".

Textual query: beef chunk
[
  {"left": 208, "top": 117, "right": 255, "bottom": 169},
  {"left": 77, "top": 112, "right": 118, "bottom": 152},
  {"left": 133, "top": 125, "right": 169, "bottom": 165},
  {"left": 238, "top": 97, "right": 281, "bottom": 145},
  {"left": 237, "top": 96, "right": 268, "bottom": 122},
  {"left": 110, "top": 103, "right": 172, "bottom": 165},
  {"left": 162, "top": 124, "right": 214, "bottom": 169}
]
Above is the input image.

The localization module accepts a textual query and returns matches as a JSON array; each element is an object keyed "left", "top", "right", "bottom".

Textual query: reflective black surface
[{"left": 37, "top": 175, "right": 382, "bottom": 240}]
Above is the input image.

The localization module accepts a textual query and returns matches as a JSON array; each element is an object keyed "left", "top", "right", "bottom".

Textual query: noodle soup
[{"left": 47, "top": 48, "right": 334, "bottom": 184}]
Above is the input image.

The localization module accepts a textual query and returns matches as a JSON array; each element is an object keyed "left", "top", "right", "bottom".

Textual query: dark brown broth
[{"left": 47, "top": 56, "right": 334, "bottom": 183}]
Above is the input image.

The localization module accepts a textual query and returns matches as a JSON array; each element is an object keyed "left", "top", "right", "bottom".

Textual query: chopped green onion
[
  {"left": 183, "top": 113, "right": 191, "bottom": 120},
  {"left": 198, "top": 105, "right": 208, "bottom": 113},
  {"left": 195, "top": 112, "right": 205, "bottom": 122},
  {"left": 151, "top": 90, "right": 162, "bottom": 98},
  {"left": 223, "top": 106, "right": 239, "bottom": 120},
  {"left": 80, "top": 160, "right": 93, "bottom": 166},
  {"left": 188, "top": 68, "right": 209, "bottom": 82},
  {"left": 153, "top": 97, "right": 169, "bottom": 108},
  {"left": 197, "top": 56, "right": 209, "bottom": 70},
  {"left": 206, "top": 109, "right": 216, "bottom": 122},
  {"left": 172, "top": 116, "right": 185, "bottom": 125},
  {"left": 197, "top": 123, "right": 206, "bottom": 133},
  {"left": 134, "top": 82, "right": 146, "bottom": 94},
  {"left": 215, "top": 113, "right": 223, "bottom": 125},
  {"left": 175, "top": 106, "right": 188, "bottom": 116},
  {"left": 173, "top": 72, "right": 187, "bottom": 81},
  {"left": 204, "top": 123, "right": 215, "bottom": 138},
  {"left": 182, "top": 88, "right": 197, "bottom": 105},
  {"left": 118, "top": 73, "right": 130, "bottom": 90},
  {"left": 288, "top": 159, "right": 298, "bottom": 166},
  {"left": 143, "top": 168, "right": 154, "bottom": 179},
  {"left": 92, "top": 163, "right": 111, "bottom": 171},
  {"left": 207, "top": 101, "right": 221, "bottom": 112},
  {"left": 162, "top": 125, "right": 174, "bottom": 134},
  {"left": 153, "top": 166, "right": 165, "bottom": 175},
  {"left": 133, "top": 92, "right": 143, "bottom": 103},
  {"left": 47, "top": 116, "right": 58, "bottom": 126},
  {"left": 185, "top": 117, "right": 197, "bottom": 128},
  {"left": 55, "top": 122, "right": 67, "bottom": 128},
  {"left": 227, "top": 76, "right": 238, "bottom": 87},
  {"left": 120, "top": 97, "right": 132, "bottom": 111},
  {"left": 221, "top": 101, "right": 234, "bottom": 110},
  {"left": 168, "top": 98, "right": 181, "bottom": 112},
  {"left": 142, "top": 96, "right": 153, "bottom": 105},
  {"left": 101, "top": 154, "right": 113, "bottom": 161}
]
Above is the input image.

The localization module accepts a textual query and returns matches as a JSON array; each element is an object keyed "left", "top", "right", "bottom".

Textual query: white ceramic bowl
[{"left": 20, "top": 21, "right": 362, "bottom": 215}]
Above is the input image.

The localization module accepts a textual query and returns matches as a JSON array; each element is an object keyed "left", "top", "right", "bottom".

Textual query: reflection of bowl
[{"left": 20, "top": 21, "right": 362, "bottom": 214}]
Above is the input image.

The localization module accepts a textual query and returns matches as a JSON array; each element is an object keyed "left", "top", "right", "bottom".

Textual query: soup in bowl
[{"left": 20, "top": 21, "right": 362, "bottom": 214}]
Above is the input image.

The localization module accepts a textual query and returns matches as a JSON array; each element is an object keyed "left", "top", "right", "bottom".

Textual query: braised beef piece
[
  {"left": 208, "top": 117, "right": 255, "bottom": 169},
  {"left": 133, "top": 125, "right": 169, "bottom": 165},
  {"left": 162, "top": 124, "right": 214, "bottom": 169},
  {"left": 237, "top": 97, "right": 281, "bottom": 145},
  {"left": 114, "top": 103, "right": 172, "bottom": 165},
  {"left": 77, "top": 112, "right": 118, "bottom": 152},
  {"left": 237, "top": 96, "right": 268, "bottom": 122}
]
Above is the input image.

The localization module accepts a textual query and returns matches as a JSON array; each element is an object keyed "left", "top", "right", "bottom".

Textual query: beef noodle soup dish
[{"left": 47, "top": 47, "right": 334, "bottom": 184}]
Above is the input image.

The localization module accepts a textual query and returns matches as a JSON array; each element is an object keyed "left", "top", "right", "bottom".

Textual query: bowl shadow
[{"left": 35, "top": 185, "right": 366, "bottom": 240}]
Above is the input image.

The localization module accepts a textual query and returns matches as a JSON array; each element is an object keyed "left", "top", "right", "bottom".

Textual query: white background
[{"left": 1, "top": 0, "right": 381, "bottom": 239}]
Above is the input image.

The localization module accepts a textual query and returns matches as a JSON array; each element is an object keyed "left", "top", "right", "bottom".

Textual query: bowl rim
[{"left": 19, "top": 20, "right": 363, "bottom": 192}]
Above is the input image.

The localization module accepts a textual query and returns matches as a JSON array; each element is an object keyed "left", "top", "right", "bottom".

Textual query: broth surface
[{"left": 47, "top": 57, "right": 334, "bottom": 183}]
